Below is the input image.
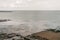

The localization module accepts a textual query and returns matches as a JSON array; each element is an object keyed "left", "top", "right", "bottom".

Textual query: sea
[{"left": 0, "top": 10, "right": 60, "bottom": 36}]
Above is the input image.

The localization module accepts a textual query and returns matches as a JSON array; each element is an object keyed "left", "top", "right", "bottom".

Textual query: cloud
[{"left": 0, "top": 0, "right": 60, "bottom": 10}]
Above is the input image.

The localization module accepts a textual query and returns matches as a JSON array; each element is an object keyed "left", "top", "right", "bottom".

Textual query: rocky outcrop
[
  {"left": 26, "top": 34, "right": 48, "bottom": 40},
  {"left": 0, "top": 33, "right": 24, "bottom": 40},
  {"left": 0, "top": 19, "right": 11, "bottom": 22},
  {"left": 0, "top": 32, "right": 48, "bottom": 40},
  {"left": 0, "top": 29, "right": 60, "bottom": 40}
]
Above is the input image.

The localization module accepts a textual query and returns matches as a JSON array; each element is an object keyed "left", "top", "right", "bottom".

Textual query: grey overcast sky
[{"left": 0, "top": 0, "right": 60, "bottom": 10}]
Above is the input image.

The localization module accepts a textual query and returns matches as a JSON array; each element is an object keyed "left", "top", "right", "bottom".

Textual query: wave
[{"left": 0, "top": 20, "right": 60, "bottom": 36}]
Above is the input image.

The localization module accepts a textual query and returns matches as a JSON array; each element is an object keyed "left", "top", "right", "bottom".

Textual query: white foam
[{"left": 0, "top": 20, "right": 60, "bottom": 36}]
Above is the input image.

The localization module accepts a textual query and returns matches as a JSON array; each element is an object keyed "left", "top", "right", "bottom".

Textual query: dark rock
[
  {"left": 12, "top": 39, "right": 15, "bottom": 40},
  {"left": 0, "top": 32, "right": 49, "bottom": 40},
  {"left": 0, "top": 19, "right": 11, "bottom": 22},
  {"left": 26, "top": 35, "right": 48, "bottom": 40},
  {"left": 7, "top": 33, "right": 16, "bottom": 38}
]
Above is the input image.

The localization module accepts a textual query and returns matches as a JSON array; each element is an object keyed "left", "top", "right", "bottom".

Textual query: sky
[{"left": 0, "top": 0, "right": 60, "bottom": 10}]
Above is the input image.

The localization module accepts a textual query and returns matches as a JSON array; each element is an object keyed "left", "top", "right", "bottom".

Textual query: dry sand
[{"left": 31, "top": 31, "right": 60, "bottom": 40}]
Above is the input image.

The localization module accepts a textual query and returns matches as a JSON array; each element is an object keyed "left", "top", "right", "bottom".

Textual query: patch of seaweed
[{"left": 46, "top": 29, "right": 60, "bottom": 33}]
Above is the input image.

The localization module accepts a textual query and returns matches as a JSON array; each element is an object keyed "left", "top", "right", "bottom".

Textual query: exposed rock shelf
[{"left": 0, "top": 32, "right": 48, "bottom": 40}]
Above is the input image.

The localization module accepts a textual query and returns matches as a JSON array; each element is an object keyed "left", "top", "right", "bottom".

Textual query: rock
[
  {"left": 0, "top": 33, "right": 8, "bottom": 39},
  {"left": 0, "top": 33, "right": 27, "bottom": 40},
  {"left": 7, "top": 33, "right": 16, "bottom": 38},
  {"left": 0, "top": 32, "right": 52, "bottom": 40},
  {"left": 12, "top": 36, "right": 24, "bottom": 40},
  {"left": 0, "top": 19, "right": 11, "bottom": 22},
  {"left": 26, "top": 35, "right": 48, "bottom": 40}
]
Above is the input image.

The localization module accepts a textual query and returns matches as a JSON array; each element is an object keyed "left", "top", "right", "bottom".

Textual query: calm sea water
[{"left": 0, "top": 11, "right": 60, "bottom": 22}]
